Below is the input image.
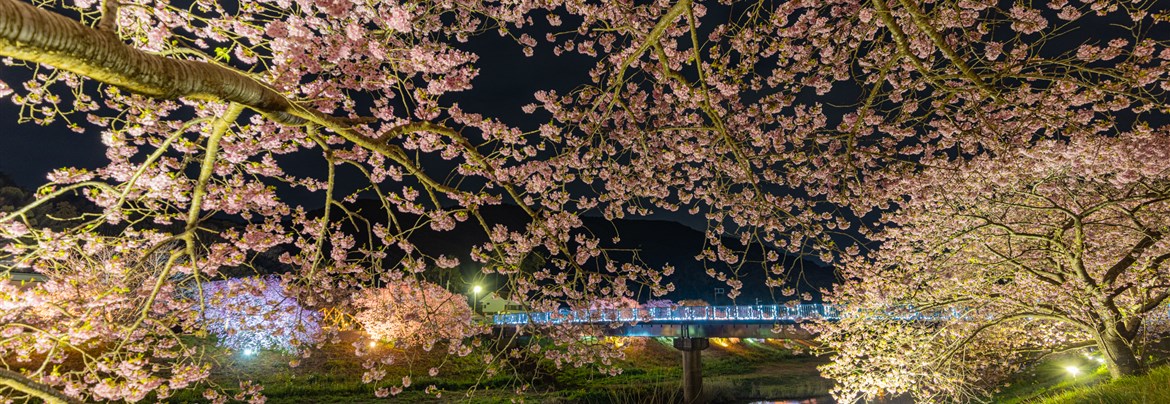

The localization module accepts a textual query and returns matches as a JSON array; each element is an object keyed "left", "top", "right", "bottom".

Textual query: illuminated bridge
[
  {"left": 493, "top": 304, "right": 849, "bottom": 339},
  {"left": 492, "top": 303, "right": 948, "bottom": 403},
  {"left": 492, "top": 303, "right": 957, "bottom": 337}
]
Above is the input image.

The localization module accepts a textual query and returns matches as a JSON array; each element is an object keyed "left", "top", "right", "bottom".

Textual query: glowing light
[
  {"left": 472, "top": 285, "right": 483, "bottom": 294},
  {"left": 1064, "top": 365, "right": 1081, "bottom": 376},
  {"left": 369, "top": 341, "right": 377, "bottom": 348},
  {"left": 243, "top": 349, "right": 255, "bottom": 356},
  {"left": 604, "top": 337, "right": 627, "bottom": 348},
  {"left": 711, "top": 337, "right": 740, "bottom": 347}
]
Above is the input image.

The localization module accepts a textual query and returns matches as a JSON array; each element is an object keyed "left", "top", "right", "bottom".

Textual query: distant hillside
[
  {"left": 0, "top": 174, "right": 287, "bottom": 277},
  {"left": 1, "top": 167, "right": 837, "bottom": 302},
  {"left": 0, "top": 172, "right": 90, "bottom": 230},
  {"left": 324, "top": 200, "right": 836, "bottom": 304},
  {"left": 0, "top": 172, "right": 14, "bottom": 188},
  {"left": 581, "top": 213, "right": 835, "bottom": 304}
]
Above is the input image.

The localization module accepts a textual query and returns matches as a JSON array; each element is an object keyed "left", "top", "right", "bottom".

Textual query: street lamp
[{"left": 472, "top": 285, "right": 483, "bottom": 314}]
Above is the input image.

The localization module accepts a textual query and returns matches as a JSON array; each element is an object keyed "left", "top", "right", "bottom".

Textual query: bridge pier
[{"left": 673, "top": 336, "right": 709, "bottom": 403}]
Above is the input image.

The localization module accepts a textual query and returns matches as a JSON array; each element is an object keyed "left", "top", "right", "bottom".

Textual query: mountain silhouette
[
  {"left": 322, "top": 200, "right": 836, "bottom": 304},
  {"left": 1, "top": 167, "right": 836, "bottom": 304}
]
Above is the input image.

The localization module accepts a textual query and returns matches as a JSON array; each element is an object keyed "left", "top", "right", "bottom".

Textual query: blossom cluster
[
  {"left": 202, "top": 276, "right": 322, "bottom": 353},
  {"left": 0, "top": 0, "right": 1168, "bottom": 400}
]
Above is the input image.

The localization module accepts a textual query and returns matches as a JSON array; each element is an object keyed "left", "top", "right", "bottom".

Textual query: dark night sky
[
  {"left": 0, "top": 23, "right": 591, "bottom": 192},
  {"left": 6, "top": 2, "right": 1163, "bottom": 300},
  {"left": 0, "top": 6, "right": 718, "bottom": 230},
  {"left": 0, "top": 106, "right": 107, "bottom": 189},
  {"left": 1, "top": 2, "right": 1154, "bottom": 233}
]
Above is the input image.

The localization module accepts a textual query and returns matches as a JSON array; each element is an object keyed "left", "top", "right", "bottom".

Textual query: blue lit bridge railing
[
  {"left": 493, "top": 304, "right": 843, "bottom": 326},
  {"left": 492, "top": 303, "right": 969, "bottom": 326}
]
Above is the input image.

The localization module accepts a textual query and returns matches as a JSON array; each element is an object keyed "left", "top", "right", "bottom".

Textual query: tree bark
[
  {"left": 1100, "top": 329, "right": 1143, "bottom": 378},
  {"left": 0, "top": 368, "right": 80, "bottom": 404},
  {"left": 0, "top": 0, "right": 303, "bottom": 123}
]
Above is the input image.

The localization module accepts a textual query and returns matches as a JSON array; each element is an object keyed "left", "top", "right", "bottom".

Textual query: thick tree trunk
[
  {"left": 0, "top": 0, "right": 416, "bottom": 172},
  {"left": 0, "top": 0, "right": 302, "bottom": 122},
  {"left": 0, "top": 368, "right": 79, "bottom": 404},
  {"left": 1099, "top": 330, "right": 1143, "bottom": 379}
]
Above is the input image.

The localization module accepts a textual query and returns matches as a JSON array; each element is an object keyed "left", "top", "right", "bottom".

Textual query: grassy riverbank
[
  {"left": 170, "top": 335, "right": 831, "bottom": 403},
  {"left": 996, "top": 357, "right": 1170, "bottom": 404},
  {"left": 551, "top": 338, "right": 830, "bottom": 403},
  {"left": 1022, "top": 365, "right": 1170, "bottom": 404}
]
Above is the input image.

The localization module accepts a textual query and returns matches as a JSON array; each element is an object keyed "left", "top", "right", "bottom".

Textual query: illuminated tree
[
  {"left": 588, "top": 296, "right": 640, "bottom": 311},
  {"left": 202, "top": 276, "right": 321, "bottom": 354},
  {"left": 820, "top": 132, "right": 1170, "bottom": 401},
  {"left": 0, "top": 0, "right": 1168, "bottom": 401},
  {"left": 352, "top": 279, "right": 478, "bottom": 347},
  {"left": 643, "top": 299, "right": 675, "bottom": 309},
  {"left": 0, "top": 244, "right": 208, "bottom": 402},
  {"left": 349, "top": 278, "right": 481, "bottom": 397}
]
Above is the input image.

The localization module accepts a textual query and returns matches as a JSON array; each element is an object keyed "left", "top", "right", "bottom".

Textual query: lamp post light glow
[
  {"left": 1064, "top": 365, "right": 1081, "bottom": 377},
  {"left": 472, "top": 285, "right": 483, "bottom": 314}
]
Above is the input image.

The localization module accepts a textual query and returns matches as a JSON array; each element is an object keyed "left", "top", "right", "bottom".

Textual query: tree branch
[
  {"left": 98, "top": 0, "right": 119, "bottom": 32},
  {"left": 0, "top": 0, "right": 309, "bottom": 124},
  {"left": 870, "top": 0, "right": 945, "bottom": 90},
  {"left": 0, "top": 368, "right": 80, "bottom": 404},
  {"left": 895, "top": 0, "right": 999, "bottom": 100},
  {"left": 1102, "top": 229, "right": 1163, "bottom": 285}
]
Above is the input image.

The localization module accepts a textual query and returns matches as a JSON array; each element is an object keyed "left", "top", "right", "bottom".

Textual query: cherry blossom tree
[
  {"left": 352, "top": 278, "right": 479, "bottom": 347},
  {"left": 0, "top": 243, "right": 209, "bottom": 402},
  {"left": 0, "top": 0, "right": 1168, "bottom": 401},
  {"left": 202, "top": 276, "right": 321, "bottom": 354},
  {"left": 348, "top": 278, "right": 482, "bottom": 397},
  {"left": 643, "top": 299, "right": 675, "bottom": 309},
  {"left": 820, "top": 132, "right": 1170, "bottom": 401},
  {"left": 587, "top": 296, "right": 640, "bottom": 311}
]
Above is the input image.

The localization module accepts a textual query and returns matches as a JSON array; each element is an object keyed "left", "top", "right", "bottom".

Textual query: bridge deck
[
  {"left": 491, "top": 303, "right": 971, "bottom": 338},
  {"left": 492, "top": 304, "right": 844, "bottom": 338},
  {"left": 493, "top": 304, "right": 844, "bottom": 326}
]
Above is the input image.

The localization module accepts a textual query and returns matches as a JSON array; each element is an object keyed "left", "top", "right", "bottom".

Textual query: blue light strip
[
  {"left": 489, "top": 303, "right": 977, "bottom": 326},
  {"left": 492, "top": 303, "right": 858, "bottom": 326}
]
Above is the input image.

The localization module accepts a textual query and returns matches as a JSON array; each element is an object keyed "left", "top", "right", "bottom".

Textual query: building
[{"left": 479, "top": 292, "right": 524, "bottom": 314}]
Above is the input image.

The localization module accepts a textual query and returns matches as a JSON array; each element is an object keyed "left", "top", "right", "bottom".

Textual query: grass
[
  {"left": 995, "top": 358, "right": 1110, "bottom": 403},
  {"left": 1033, "top": 365, "right": 1170, "bottom": 404},
  {"left": 548, "top": 338, "right": 832, "bottom": 403},
  {"left": 219, "top": 341, "right": 1170, "bottom": 403},
  {"left": 995, "top": 355, "right": 1170, "bottom": 404},
  {"left": 163, "top": 334, "right": 831, "bottom": 403}
]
